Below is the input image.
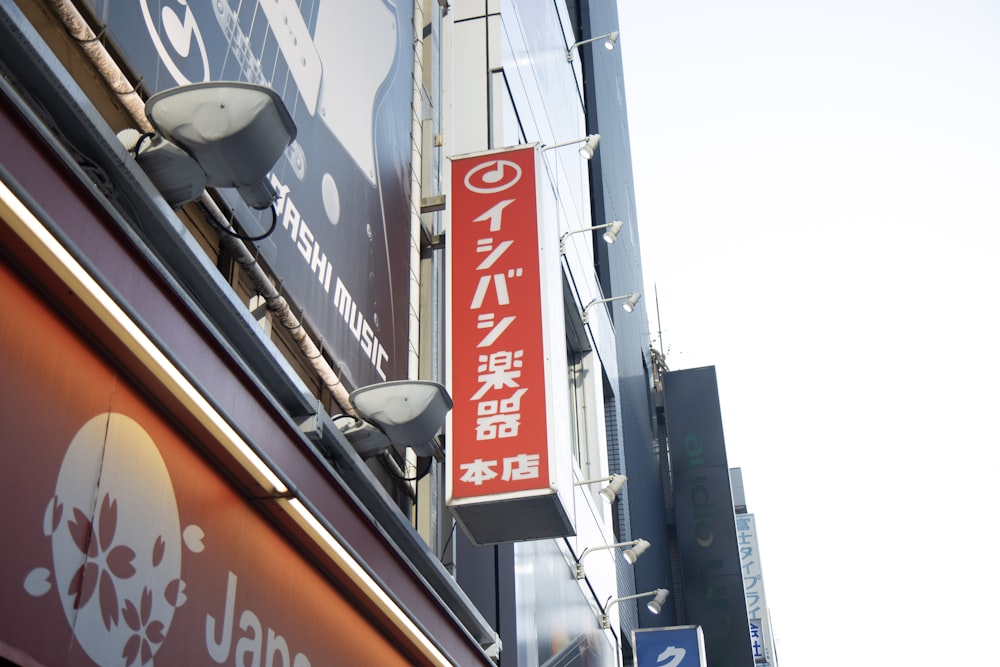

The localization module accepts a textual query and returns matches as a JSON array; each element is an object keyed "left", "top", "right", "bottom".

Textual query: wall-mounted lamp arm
[
  {"left": 574, "top": 474, "right": 627, "bottom": 502},
  {"left": 541, "top": 134, "right": 601, "bottom": 159},
  {"left": 574, "top": 538, "right": 648, "bottom": 578},
  {"left": 335, "top": 381, "right": 453, "bottom": 458},
  {"left": 573, "top": 475, "right": 615, "bottom": 486},
  {"left": 582, "top": 292, "right": 641, "bottom": 323},
  {"left": 560, "top": 220, "right": 624, "bottom": 254},
  {"left": 600, "top": 588, "right": 670, "bottom": 628},
  {"left": 567, "top": 30, "right": 620, "bottom": 61}
]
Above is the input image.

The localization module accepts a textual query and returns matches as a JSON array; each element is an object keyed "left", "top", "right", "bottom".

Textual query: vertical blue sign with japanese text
[{"left": 634, "top": 626, "right": 707, "bottom": 667}]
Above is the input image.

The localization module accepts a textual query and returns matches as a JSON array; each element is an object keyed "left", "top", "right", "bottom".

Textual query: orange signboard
[{"left": 0, "top": 257, "right": 411, "bottom": 666}]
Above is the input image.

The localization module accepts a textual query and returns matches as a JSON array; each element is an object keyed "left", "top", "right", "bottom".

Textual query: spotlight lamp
[
  {"left": 600, "top": 589, "right": 670, "bottom": 629},
  {"left": 120, "top": 81, "right": 297, "bottom": 240},
  {"left": 622, "top": 538, "right": 651, "bottom": 564},
  {"left": 573, "top": 474, "right": 628, "bottom": 503},
  {"left": 646, "top": 587, "right": 671, "bottom": 614},
  {"left": 602, "top": 220, "right": 624, "bottom": 243},
  {"left": 621, "top": 292, "right": 642, "bottom": 312},
  {"left": 559, "top": 220, "right": 624, "bottom": 254},
  {"left": 567, "top": 30, "right": 620, "bottom": 61},
  {"left": 582, "top": 292, "right": 642, "bottom": 323},
  {"left": 578, "top": 134, "right": 602, "bottom": 159},
  {"left": 541, "top": 134, "right": 601, "bottom": 160},
  {"left": 335, "top": 380, "right": 453, "bottom": 458},
  {"left": 575, "top": 538, "right": 651, "bottom": 579}
]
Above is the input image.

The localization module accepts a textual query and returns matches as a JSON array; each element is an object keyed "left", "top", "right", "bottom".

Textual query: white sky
[{"left": 618, "top": 1, "right": 1000, "bottom": 664}]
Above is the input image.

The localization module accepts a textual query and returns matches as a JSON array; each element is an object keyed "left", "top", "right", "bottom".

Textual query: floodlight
[
  {"left": 600, "top": 474, "right": 628, "bottom": 502},
  {"left": 541, "top": 134, "right": 601, "bottom": 161},
  {"left": 574, "top": 474, "right": 628, "bottom": 503},
  {"left": 582, "top": 292, "right": 642, "bottom": 323},
  {"left": 646, "top": 588, "right": 670, "bottom": 614},
  {"left": 332, "top": 416, "right": 392, "bottom": 459},
  {"left": 575, "top": 538, "right": 651, "bottom": 579},
  {"left": 622, "top": 292, "right": 642, "bottom": 313},
  {"left": 560, "top": 220, "right": 624, "bottom": 254},
  {"left": 118, "top": 127, "right": 206, "bottom": 208},
  {"left": 567, "top": 31, "right": 620, "bottom": 61},
  {"left": 578, "top": 134, "right": 601, "bottom": 159},
  {"left": 602, "top": 220, "right": 624, "bottom": 244},
  {"left": 601, "top": 588, "right": 670, "bottom": 628},
  {"left": 141, "top": 81, "right": 297, "bottom": 210},
  {"left": 623, "top": 538, "right": 650, "bottom": 564},
  {"left": 342, "top": 380, "right": 453, "bottom": 457}
]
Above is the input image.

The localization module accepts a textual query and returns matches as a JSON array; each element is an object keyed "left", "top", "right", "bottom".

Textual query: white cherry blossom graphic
[{"left": 23, "top": 413, "right": 201, "bottom": 666}]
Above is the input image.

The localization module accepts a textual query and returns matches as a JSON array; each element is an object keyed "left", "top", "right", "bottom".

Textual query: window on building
[
  {"left": 567, "top": 343, "right": 591, "bottom": 472},
  {"left": 564, "top": 282, "right": 602, "bottom": 496}
]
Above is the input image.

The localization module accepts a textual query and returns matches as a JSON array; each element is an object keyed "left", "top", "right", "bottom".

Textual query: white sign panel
[{"left": 737, "top": 513, "right": 774, "bottom": 665}]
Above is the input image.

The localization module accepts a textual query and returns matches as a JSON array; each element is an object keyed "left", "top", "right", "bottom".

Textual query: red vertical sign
[{"left": 449, "top": 145, "right": 550, "bottom": 499}]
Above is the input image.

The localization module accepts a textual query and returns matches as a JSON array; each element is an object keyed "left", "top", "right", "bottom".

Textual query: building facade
[
  {"left": 0, "top": 1, "right": 758, "bottom": 665},
  {"left": 1, "top": 1, "right": 495, "bottom": 664}
]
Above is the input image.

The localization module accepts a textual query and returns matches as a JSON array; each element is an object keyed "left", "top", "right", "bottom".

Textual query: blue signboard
[{"left": 634, "top": 626, "right": 706, "bottom": 667}]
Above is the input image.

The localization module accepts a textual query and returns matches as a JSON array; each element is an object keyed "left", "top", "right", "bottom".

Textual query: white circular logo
[
  {"left": 464, "top": 159, "right": 523, "bottom": 194},
  {"left": 140, "top": 0, "right": 210, "bottom": 85}
]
